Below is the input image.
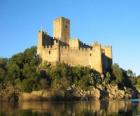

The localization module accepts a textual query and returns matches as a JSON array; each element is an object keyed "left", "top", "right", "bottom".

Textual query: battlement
[
  {"left": 60, "top": 45, "right": 69, "bottom": 49},
  {"left": 102, "top": 45, "right": 112, "bottom": 49},
  {"left": 54, "top": 16, "right": 70, "bottom": 22},
  {"left": 79, "top": 47, "right": 91, "bottom": 51},
  {"left": 45, "top": 45, "right": 53, "bottom": 49},
  {"left": 37, "top": 17, "right": 113, "bottom": 73}
]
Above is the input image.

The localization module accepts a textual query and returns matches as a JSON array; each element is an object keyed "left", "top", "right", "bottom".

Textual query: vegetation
[{"left": 0, "top": 46, "right": 139, "bottom": 101}]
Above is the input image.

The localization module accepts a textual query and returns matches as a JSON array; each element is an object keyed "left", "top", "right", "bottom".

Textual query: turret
[
  {"left": 89, "top": 43, "right": 103, "bottom": 73},
  {"left": 37, "top": 30, "right": 47, "bottom": 55}
]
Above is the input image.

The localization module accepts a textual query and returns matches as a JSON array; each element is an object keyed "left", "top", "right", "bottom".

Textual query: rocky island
[{"left": 0, "top": 17, "right": 139, "bottom": 103}]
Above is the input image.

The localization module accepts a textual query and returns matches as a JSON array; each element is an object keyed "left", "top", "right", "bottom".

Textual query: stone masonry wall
[{"left": 60, "top": 47, "right": 89, "bottom": 66}]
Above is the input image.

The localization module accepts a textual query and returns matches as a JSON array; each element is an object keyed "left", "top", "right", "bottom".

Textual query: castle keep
[{"left": 37, "top": 17, "right": 112, "bottom": 73}]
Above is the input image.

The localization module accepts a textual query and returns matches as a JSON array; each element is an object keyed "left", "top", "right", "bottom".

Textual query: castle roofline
[
  {"left": 102, "top": 45, "right": 112, "bottom": 48},
  {"left": 38, "top": 29, "right": 47, "bottom": 34},
  {"left": 70, "top": 38, "right": 79, "bottom": 41}
]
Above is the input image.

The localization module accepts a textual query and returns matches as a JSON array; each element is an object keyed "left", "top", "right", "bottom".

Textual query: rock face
[
  {"left": 73, "top": 87, "right": 101, "bottom": 100},
  {"left": 90, "top": 88, "right": 101, "bottom": 99},
  {"left": 106, "top": 85, "right": 125, "bottom": 99},
  {"left": 71, "top": 84, "right": 139, "bottom": 100},
  {"left": 18, "top": 84, "right": 139, "bottom": 101},
  {"left": 20, "top": 90, "right": 51, "bottom": 101}
]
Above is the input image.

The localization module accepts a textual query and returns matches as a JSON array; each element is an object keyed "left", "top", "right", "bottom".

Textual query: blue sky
[{"left": 0, "top": 0, "right": 140, "bottom": 75}]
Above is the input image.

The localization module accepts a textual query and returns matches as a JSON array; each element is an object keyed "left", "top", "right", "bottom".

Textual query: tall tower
[
  {"left": 37, "top": 30, "right": 45, "bottom": 55},
  {"left": 53, "top": 17, "right": 70, "bottom": 44}
]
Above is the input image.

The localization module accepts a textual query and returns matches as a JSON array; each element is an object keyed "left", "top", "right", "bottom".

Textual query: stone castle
[{"left": 37, "top": 17, "right": 112, "bottom": 74}]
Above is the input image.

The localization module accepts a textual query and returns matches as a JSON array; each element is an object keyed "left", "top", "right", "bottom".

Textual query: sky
[{"left": 0, "top": 0, "right": 140, "bottom": 75}]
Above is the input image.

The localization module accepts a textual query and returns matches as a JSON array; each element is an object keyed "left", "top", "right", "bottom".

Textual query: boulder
[{"left": 90, "top": 88, "right": 100, "bottom": 99}]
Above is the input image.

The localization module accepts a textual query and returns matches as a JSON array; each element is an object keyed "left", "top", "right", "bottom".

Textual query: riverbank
[
  {"left": 0, "top": 84, "right": 139, "bottom": 102},
  {"left": 18, "top": 84, "right": 139, "bottom": 102}
]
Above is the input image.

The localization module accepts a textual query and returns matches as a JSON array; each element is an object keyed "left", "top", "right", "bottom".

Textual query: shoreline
[{"left": 0, "top": 84, "right": 139, "bottom": 103}]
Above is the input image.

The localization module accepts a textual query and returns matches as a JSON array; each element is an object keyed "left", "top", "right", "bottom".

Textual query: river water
[{"left": 0, "top": 99, "right": 140, "bottom": 116}]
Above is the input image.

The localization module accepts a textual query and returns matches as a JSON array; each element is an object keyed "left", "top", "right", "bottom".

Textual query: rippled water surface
[{"left": 0, "top": 100, "right": 140, "bottom": 116}]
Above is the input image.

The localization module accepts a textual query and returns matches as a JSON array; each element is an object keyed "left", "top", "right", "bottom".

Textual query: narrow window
[{"left": 49, "top": 51, "right": 51, "bottom": 54}]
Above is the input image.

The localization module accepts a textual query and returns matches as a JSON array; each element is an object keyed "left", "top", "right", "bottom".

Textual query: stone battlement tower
[
  {"left": 53, "top": 17, "right": 70, "bottom": 44},
  {"left": 37, "top": 17, "right": 113, "bottom": 74}
]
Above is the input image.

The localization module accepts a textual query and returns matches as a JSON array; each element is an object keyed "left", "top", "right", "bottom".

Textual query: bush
[
  {"left": 21, "top": 78, "right": 35, "bottom": 92},
  {"left": 112, "top": 64, "right": 124, "bottom": 84}
]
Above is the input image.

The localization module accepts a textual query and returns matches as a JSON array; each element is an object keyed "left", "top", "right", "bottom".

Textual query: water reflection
[{"left": 0, "top": 100, "right": 140, "bottom": 116}]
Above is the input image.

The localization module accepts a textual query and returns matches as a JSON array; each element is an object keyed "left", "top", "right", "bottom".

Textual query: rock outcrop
[{"left": 18, "top": 84, "right": 139, "bottom": 101}]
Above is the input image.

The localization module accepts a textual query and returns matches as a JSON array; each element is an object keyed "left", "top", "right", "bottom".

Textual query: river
[{"left": 0, "top": 99, "right": 140, "bottom": 116}]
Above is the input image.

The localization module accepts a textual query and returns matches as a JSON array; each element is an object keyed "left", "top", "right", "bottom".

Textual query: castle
[{"left": 37, "top": 17, "right": 112, "bottom": 74}]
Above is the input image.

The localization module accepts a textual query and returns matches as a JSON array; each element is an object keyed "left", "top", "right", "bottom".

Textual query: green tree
[
  {"left": 0, "top": 58, "right": 8, "bottom": 69},
  {"left": 78, "top": 76, "right": 91, "bottom": 90},
  {"left": 104, "top": 72, "right": 111, "bottom": 84},
  {"left": 0, "top": 58, "right": 8, "bottom": 89},
  {"left": 21, "top": 78, "right": 35, "bottom": 92},
  {"left": 112, "top": 64, "right": 124, "bottom": 84},
  {"left": 127, "top": 69, "right": 136, "bottom": 78},
  {"left": 0, "top": 68, "right": 6, "bottom": 91},
  {"left": 7, "top": 63, "right": 20, "bottom": 86}
]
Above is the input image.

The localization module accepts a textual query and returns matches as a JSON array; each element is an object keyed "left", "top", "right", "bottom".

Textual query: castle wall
[
  {"left": 37, "top": 31, "right": 53, "bottom": 56},
  {"left": 69, "top": 39, "right": 80, "bottom": 48},
  {"left": 41, "top": 45, "right": 59, "bottom": 63},
  {"left": 38, "top": 42, "right": 104, "bottom": 74},
  {"left": 102, "top": 46, "right": 112, "bottom": 60},
  {"left": 60, "top": 47, "right": 90, "bottom": 67},
  {"left": 102, "top": 46, "right": 112, "bottom": 72},
  {"left": 59, "top": 45, "right": 103, "bottom": 73},
  {"left": 38, "top": 43, "right": 111, "bottom": 74}
]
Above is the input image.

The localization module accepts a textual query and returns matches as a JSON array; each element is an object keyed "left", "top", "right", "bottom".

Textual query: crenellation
[
  {"left": 79, "top": 47, "right": 83, "bottom": 51},
  {"left": 60, "top": 45, "right": 68, "bottom": 49},
  {"left": 82, "top": 47, "right": 87, "bottom": 51},
  {"left": 46, "top": 45, "right": 52, "bottom": 48},
  {"left": 37, "top": 17, "right": 113, "bottom": 74}
]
